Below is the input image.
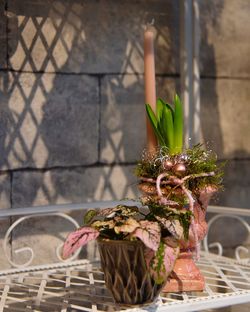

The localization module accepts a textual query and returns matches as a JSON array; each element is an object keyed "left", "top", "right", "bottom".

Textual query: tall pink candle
[{"left": 144, "top": 24, "right": 157, "bottom": 152}]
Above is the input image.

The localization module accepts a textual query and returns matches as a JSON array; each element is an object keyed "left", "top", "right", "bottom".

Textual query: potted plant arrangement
[
  {"left": 62, "top": 95, "right": 223, "bottom": 305},
  {"left": 62, "top": 198, "right": 192, "bottom": 305},
  {"left": 136, "top": 94, "right": 223, "bottom": 292}
]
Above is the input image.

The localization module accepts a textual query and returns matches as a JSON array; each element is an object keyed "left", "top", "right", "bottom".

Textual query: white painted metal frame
[
  {"left": 3, "top": 213, "right": 82, "bottom": 268},
  {"left": 0, "top": 200, "right": 249, "bottom": 311},
  {"left": 180, "top": 0, "right": 201, "bottom": 147},
  {"left": 0, "top": 251, "right": 249, "bottom": 311},
  {"left": 203, "top": 206, "right": 250, "bottom": 264},
  {"left": 1, "top": 201, "right": 249, "bottom": 268},
  {"left": 0, "top": 200, "right": 133, "bottom": 269}
]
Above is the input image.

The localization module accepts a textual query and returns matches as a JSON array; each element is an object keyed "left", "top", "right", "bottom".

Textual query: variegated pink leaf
[
  {"left": 150, "top": 243, "right": 179, "bottom": 284},
  {"left": 97, "top": 207, "right": 118, "bottom": 217},
  {"left": 114, "top": 218, "right": 139, "bottom": 234},
  {"left": 91, "top": 220, "right": 115, "bottom": 229},
  {"left": 97, "top": 205, "right": 139, "bottom": 218},
  {"left": 144, "top": 247, "right": 155, "bottom": 268},
  {"left": 117, "top": 205, "right": 139, "bottom": 216},
  {"left": 162, "top": 236, "right": 179, "bottom": 248},
  {"left": 163, "top": 244, "right": 179, "bottom": 274},
  {"left": 62, "top": 227, "right": 99, "bottom": 259},
  {"left": 132, "top": 221, "right": 161, "bottom": 251},
  {"left": 155, "top": 216, "right": 184, "bottom": 240}
]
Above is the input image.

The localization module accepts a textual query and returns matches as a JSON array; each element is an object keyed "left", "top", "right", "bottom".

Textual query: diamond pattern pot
[{"left": 98, "top": 240, "right": 164, "bottom": 305}]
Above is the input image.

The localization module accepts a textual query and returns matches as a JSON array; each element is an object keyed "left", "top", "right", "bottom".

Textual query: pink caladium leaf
[
  {"left": 149, "top": 242, "right": 180, "bottom": 284},
  {"left": 132, "top": 221, "right": 161, "bottom": 251},
  {"left": 62, "top": 227, "right": 99, "bottom": 259},
  {"left": 97, "top": 207, "right": 119, "bottom": 218},
  {"left": 144, "top": 247, "right": 155, "bottom": 268},
  {"left": 97, "top": 205, "right": 139, "bottom": 218},
  {"left": 155, "top": 216, "right": 184, "bottom": 240},
  {"left": 91, "top": 220, "right": 115, "bottom": 229},
  {"left": 114, "top": 218, "right": 139, "bottom": 234}
]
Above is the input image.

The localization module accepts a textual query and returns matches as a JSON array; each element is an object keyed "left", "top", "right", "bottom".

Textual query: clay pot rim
[{"left": 138, "top": 180, "right": 219, "bottom": 192}]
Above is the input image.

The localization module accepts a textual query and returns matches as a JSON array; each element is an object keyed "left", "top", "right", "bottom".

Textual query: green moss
[
  {"left": 178, "top": 210, "right": 192, "bottom": 240},
  {"left": 185, "top": 144, "right": 225, "bottom": 191},
  {"left": 135, "top": 144, "right": 224, "bottom": 191},
  {"left": 151, "top": 241, "right": 166, "bottom": 284},
  {"left": 145, "top": 201, "right": 192, "bottom": 241},
  {"left": 134, "top": 159, "right": 161, "bottom": 179}
]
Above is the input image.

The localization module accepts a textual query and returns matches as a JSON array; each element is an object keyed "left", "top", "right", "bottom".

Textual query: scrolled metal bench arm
[
  {"left": 3, "top": 212, "right": 81, "bottom": 268},
  {"left": 203, "top": 213, "right": 250, "bottom": 263}
]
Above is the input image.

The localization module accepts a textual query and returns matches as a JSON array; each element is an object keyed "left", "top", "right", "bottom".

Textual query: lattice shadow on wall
[{"left": 1, "top": 0, "right": 178, "bottom": 207}]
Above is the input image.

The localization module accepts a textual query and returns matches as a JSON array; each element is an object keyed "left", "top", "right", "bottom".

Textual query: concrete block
[
  {"left": 0, "top": 174, "right": 11, "bottom": 269},
  {"left": 200, "top": 0, "right": 250, "bottom": 77},
  {"left": 0, "top": 72, "right": 99, "bottom": 170},
  {"left": 12, "top": 165, "right": 139, "bottom": 208},
  {"left": 204, "top": 159, "right": 250, "bottom": 260},
  {"left": 0, "top": 219, "right": 11, "bottom": 270},
  {"left": 10, "top": 205, "right": 103, "bottom": 265},
  {"left": 8, "top": 0, "right": 179, "bottom": 74},
  {"left": 0, "top": 173, "right": 11, "bottom": 209},
  {"left": 214, "top": 159, "right": 250, "bottom": 209},
  {"left": 0, "top": 1, "right": 7, "bottom": 69},
  {"left": 100, "top": 75, "right": 179, "bottom": 163},
  {"left": 201, "top": 79, "right": 250, "bottom": 160},
  {"left": 207, "top": 159, "right": 250, "bottom": 252},
  {"left": 206, "top": 212, "right": 250, "bottom": 262},
  {"left": 11, "top": 165, "right": 139, "bottom": 264},
  {"left": 10, "top": 212, "right": 88, "bottom": 266}
]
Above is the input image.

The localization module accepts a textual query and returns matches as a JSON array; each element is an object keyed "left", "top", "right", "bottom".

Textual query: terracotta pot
[
  {"left": 138, "top": 182, "right": 183, "bottom": 206},
  {"left": 164, "top": 186, "right": 217, "bottom": 292},
  {"left": 138, "top": 181, "right": 217, "bottom": 292},
  {"left": 138, "top": 182, "right": 216, "bottom": 248},
  {"left": 163, "top": 251, "right": 205, "bottom": 292},
  {"left": 98, "top": 240, "right": 164, "bottom": 305}
]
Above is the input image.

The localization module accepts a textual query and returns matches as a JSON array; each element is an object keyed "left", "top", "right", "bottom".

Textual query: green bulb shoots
[{"left": 146, "top": 94, "right": 183, "bottom": 155}]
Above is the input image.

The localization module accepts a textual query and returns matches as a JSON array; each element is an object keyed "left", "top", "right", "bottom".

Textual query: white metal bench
[{"left": 0, "top": 201, "right": 249, "bottom": 311}]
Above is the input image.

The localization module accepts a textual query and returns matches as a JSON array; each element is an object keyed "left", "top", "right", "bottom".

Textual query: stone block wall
[
  {"left": 0, "top": 0, "right": 249, "bottom": 267},
  {"left": 199, "top": 0, "right": 250, "bottom": 208}
]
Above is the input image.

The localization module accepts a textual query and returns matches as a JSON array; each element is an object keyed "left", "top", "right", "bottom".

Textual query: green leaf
[
  {"left": 157, "top": 98, "right": 174, "bottom": 118},
  {"left": 149, "top": 242, "right": 179, "bottom": 285},
  {"left": 173, "top": 94, "right": 183, "bottom": 154},
  {"left": 84, "top": 210, "right": 97, "bottom": 224},
  {"left": 156, "top": 99, "right": 164, "bottom": 122},
  {"left": 145, "top": 104, "right": 165, "bottom": 145},
  {"left": 161, "top": 105, "right": 174, "bottom": 152}
]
